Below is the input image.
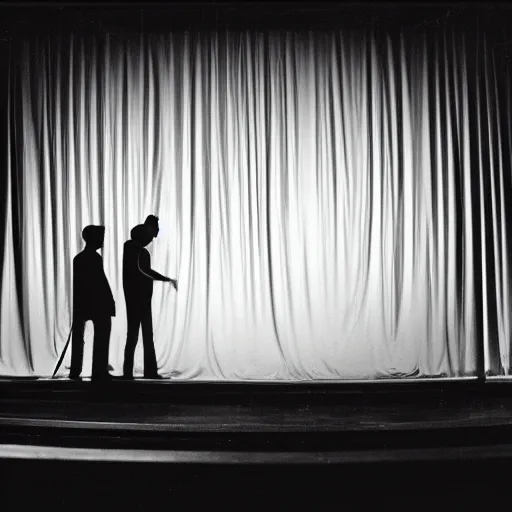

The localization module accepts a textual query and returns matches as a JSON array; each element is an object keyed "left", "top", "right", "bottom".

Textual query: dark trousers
[
  {"left": 69, "top": 315, "right": 112, "bottom": 379},
  {"left": 123, "top": 299, "right": 158, "bottom": 377}
]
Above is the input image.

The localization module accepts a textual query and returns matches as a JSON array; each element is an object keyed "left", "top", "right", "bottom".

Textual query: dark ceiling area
[{"left": 0, "top": 3, "right": 510, "bottom": 35}]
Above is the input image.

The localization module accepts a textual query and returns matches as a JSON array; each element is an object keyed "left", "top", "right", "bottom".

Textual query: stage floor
[
  {"left": 3, "top": 378, "right": 512, "bottom": 504},
  {"left": 1, "top": 379, "right": 511, "bottom": 434},
  {"left": 1, "top": 378, "right": 512, "bottom": 455}
]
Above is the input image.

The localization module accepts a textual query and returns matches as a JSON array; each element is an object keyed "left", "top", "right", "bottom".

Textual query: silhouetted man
[
  {"left": 70, "top": 225, "right": 116, "bottom": 381},
  {"left": 122, "top": 223, "right": 177, "bottom": 379}
]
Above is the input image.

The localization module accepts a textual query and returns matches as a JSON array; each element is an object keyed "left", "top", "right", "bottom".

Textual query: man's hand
[{"left": 164, "top": 277, "right": 178, "bottom": 291}]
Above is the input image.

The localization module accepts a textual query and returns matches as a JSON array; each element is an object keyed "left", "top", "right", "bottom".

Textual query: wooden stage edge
[
  {"left": 0, "top": 374, "right": 486, "bottom": 393},
  {"left": 0, "top": 374, "right": 494, "bottom": 403},
  {"left": 1, "top": 374, "right": 510, "bottom": 400}
]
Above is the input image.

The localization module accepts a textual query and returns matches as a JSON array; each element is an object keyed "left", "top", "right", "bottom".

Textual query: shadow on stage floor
[{"left": 2, "top": 377, "right": 512, "bottom": 504}]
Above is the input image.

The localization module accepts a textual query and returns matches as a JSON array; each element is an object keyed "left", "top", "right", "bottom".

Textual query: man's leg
[
  {"left": 123, "top": 300, "right": 141, "bottom": 378},
  {"left": 69, "top": 318, "right": 86, "bottom": 379},
  {"left": 91, "top": 316, "right": 112, "bottom": 380},
  {"left": 141, "top": 303, "right": 158, "bottom": 377}
]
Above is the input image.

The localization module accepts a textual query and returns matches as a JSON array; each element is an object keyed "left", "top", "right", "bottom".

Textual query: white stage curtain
[
  {"left": 1, "top": 29, "right": 494, "bottom": 380},
  {"left": 477, "top": 39, "right": 512, "bottom": 377}
]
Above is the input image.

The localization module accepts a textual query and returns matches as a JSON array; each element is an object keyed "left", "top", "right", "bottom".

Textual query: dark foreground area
[{"left": 1, "top": 378, "right": 512, "bottom": 508}]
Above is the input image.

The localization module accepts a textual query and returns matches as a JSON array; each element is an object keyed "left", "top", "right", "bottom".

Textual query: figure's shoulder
[
  {"left": 73, "top": 250, "right": 85, "bottom": 262},
  {"left": 73, "top": 250, "right": 90, "bottom": 271},
  {"left": 124, "top": 240, "right": 136, "bottom": 253},
  {"left": 75, "top": 250, "right": 101, "bottom": 264}
]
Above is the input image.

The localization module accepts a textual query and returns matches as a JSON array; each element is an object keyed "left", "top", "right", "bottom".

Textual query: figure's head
[
  {"left": 144, "top": 215, "right": 160, "bottom": 239},
  {"left": 82, "top": 225, "right": 105, "bottom": 250},
  {"left": 131, "top": 224, "right": 153, "bottom": 247}
]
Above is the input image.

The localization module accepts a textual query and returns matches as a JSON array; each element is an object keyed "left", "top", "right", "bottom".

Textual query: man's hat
[
  {"left": 144, "top": 214, "right": 159, "bottom": 226},
  {"left": 82, "top": 225, "right": 105, "bottom": 244}
]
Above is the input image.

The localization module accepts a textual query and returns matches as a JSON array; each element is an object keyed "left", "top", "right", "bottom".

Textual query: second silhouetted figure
[
  {"left": 70, "top": 225, "right": 115, "bottom": 381},
  {"left": 122, "top": 220, "right": 176, "bottom": 379}
]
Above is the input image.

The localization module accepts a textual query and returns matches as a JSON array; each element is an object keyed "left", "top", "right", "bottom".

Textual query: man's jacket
[
  {"left": 122, "top": 240, "right": 154, "bottom": 303},
  {"left": 73, "top": 250, "right": 116, "bottom": 320}
]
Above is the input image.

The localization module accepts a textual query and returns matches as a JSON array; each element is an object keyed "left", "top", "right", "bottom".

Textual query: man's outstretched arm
[{"left": 138, "top": 249, "right": 171, "bottom": 282}]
